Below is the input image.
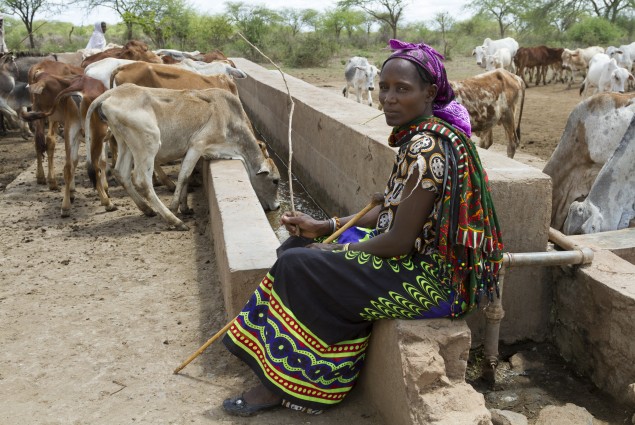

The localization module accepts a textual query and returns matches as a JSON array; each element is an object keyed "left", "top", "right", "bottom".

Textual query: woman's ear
[{"left": 428, "top": 84, "right": 438, "bottom": 100}]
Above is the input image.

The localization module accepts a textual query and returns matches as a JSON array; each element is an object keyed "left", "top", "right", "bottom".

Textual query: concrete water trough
[{"left": 200, "top": 58, "right": 635, "bottom": 424}]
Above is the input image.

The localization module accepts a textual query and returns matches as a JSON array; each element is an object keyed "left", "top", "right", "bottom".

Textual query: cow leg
[
  {"left": 46, "top": 121, "right": 59, "bottom": 191},
  {"left": 33, "top": 120, "right": 47, "bottom": 185},
  {"left": 355, "top": 86, "right": 362, "bottom": 103},
  {"left": 130, "top": 150, "right": 187, "bottom": 231},
  {"left": 366, "top": 89, "right": 373, "bottom": 107},
  {"left": 61, "top": 120, "right": 82, "bottom": 217},
  {"left": 501, "top": 110, "right": 518, "bottom": 158},
  {"left": 112, "top": 142, "right": 156, "bottom": 217},
  {"left": 89, "top": 121, "right": 116, "bottom": 211},
  {"left": 477, "top": 129, "right": 493, "bottom": 150},
  {"left": 170, "top": 148, "right": 202, "bottom": 216},
  {"left": 153, "top": 163, "right": 176, "bottom": 191}
]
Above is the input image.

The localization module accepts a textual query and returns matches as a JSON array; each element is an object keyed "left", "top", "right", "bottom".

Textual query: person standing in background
[
  {"left": 0, "top": 15, "right": 8, "bottom": 53},
  {"left": 85, "top": 21, "right": 107, "bottom": 50}
]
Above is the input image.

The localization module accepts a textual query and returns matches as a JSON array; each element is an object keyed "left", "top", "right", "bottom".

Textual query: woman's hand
[
  {"left": 307, "top": 243, "right": 346, "bottom": 251},
  {"left": 280, "top": 211, "right": 330, "bottom": 239}
]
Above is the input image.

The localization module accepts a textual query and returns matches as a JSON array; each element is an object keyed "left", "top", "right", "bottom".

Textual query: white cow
[
  {"left": 174, "top": 58, "right": 247, "bottom": 79},
  {"left": 85, "top": 57, "right": 137, "bottom": 89},
  {"left": 342, "top": 56, "right": 379, "bottom": 107},
  {"left": 563, "top": 114, "right": 635, "bottom": 234},
  {"left": 561, "top": 46, "right": 605, "bottom": 87},
  {"left": 543, "top": 92, "right": 635, "bottom": 230},
  {"left": 84, "top": 84, "right": 280, "bottom": 230},
  {"left": 580, "top": 53, "right": 633, "bottom": 96},
  {"left": 472, "top": 45, "right": 487, "bottom": 69},
  {"left": 485, "top": 47, "right": 513, "bottom": 72},
  {"left": 154, "top": 48, "right": 201, "bottom": 61},
  {"left": 473, "top": 37, "right": 518, "bottom": 69},
  {"left": 606, "top": 46, "right": 634, "bottom": 71}
]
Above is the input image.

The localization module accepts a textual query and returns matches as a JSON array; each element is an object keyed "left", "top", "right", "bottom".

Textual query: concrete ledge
[
  {"left": 202, "top": 159, "right": 279, "bottom": 320},
  {"left": 552, "top": 249, "right": 635, "bottom": 404},
  {"left": 359, "top": 319, "right": 491, "bottom": 425},
  {"left": 567, "top": 227, "right": 635, "bottom": 264}
]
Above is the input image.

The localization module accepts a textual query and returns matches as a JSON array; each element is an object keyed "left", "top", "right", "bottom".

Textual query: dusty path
[{"left": 0, "top": 146, "right": 381, "bottom": 424}]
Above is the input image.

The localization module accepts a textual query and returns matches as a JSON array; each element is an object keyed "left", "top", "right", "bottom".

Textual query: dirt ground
[{"left": 0, "top": 57, "right": 627, "bottom": 424}]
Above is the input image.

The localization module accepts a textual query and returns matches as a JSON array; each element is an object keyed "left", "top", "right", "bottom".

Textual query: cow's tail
[
  {"left": 109, "top": 67, "right": 121, "bottom": 89},
  {"left": 516, "top": 81, "right": 526, "bottom": 147},
  {"left": 85, "top": 91, "right": 112, "bottom": 187},
  {"left": 20, "top": 109, "right": 53, "bottom": 122}
]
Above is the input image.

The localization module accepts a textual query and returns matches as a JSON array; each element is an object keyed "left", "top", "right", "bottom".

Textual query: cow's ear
[{"left": 228, "top": 67, "right": 247, "bottom": 79}]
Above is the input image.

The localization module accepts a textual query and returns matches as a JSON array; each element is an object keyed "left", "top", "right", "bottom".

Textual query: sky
[{"left": 42, "top": 0, "right": 471, "bottom": 27}]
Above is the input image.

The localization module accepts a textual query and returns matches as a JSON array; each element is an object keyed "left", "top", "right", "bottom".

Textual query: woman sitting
[{"left": 221, "top": 39, "right": 504, "bottom": 417}]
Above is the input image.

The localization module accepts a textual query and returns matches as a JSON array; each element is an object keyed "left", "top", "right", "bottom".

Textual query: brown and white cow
[
  {"left": 84, "top": 84, "right": 280, "bottom": 230},
  {"left": 561, "top": 46, "right": 605, "bottom": 88},
  {"left": 80, "top": 40, "right": 162, "bottom": 68},
  {"left": 21, "top": 73, "right": 111, "bottom": 217},
  {"left": 450, "top": 69, "right": 525, "bottom": 158},
  {"left": 25, "top": 60, "right": 83, "bottom": 190}
]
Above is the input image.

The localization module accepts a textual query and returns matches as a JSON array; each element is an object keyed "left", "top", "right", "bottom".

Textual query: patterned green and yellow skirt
[{"left": 222, "top": 233, "right": 468, "bottom": 410}]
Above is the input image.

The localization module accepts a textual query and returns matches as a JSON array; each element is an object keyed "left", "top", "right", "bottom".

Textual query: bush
[
  {"left": 286, "top": 34, "right": 335, "bottom": 67},
  {"left": 567, "top": 17, "right": 624, "bottom": 46}
]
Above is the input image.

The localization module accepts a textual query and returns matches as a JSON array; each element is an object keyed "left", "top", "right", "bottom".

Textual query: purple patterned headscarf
[{"left": 383, "top": 39, "right": 472, "bottom": 137}]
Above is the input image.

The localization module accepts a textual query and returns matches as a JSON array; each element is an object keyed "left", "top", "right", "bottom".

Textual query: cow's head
[
  {"left": 563, "top": 200, "right": 602, "bottom": 234},
  {"left": 473, "top": 46, "right": 486, "bottom": 68},
  {"left": 356, "top": 64, "right": 379, "bottom": 91},
  {"left": 252, "top": 157, "right": 280, "bottom": 211}
]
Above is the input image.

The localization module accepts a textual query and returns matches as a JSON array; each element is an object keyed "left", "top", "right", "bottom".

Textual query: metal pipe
[{"left": 480, "top": 229, "right": 594, "bottom": 384}]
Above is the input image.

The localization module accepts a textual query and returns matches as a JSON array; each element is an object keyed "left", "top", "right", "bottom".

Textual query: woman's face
[{"left": 378, "top": 59, "right": 437, "bottom": 127}]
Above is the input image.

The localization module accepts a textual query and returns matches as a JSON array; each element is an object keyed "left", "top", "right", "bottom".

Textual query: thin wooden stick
[
  {"left": 173, "top": 320, "right": 234, "bottom": 374},
  {"left": 323, "top": 193, "right": 384, "bottom": 244},
  {"left": 236, "top": 32, "right": 296, "bottom": 213},
  {"left": 173, "top": 194, "right": 383, "bottom": 374}
]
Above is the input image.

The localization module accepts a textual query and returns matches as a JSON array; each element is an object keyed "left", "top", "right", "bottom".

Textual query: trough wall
[{"left": 232, "top": 58, "right": 553, "bottom": 344}]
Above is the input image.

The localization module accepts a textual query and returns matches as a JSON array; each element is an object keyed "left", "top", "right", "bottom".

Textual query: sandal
[
  {"left": 222, "top": 394, "right": 281, "bottom": 417},
  {"left": 282, "top": 399, "right": 324, "bottom": 415}
]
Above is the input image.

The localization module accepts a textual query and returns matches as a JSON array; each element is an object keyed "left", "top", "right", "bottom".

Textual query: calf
[
  {"left": 543, "top": 92, "right": 635, "bottom": 230},
  {"left": 26, "top": 60, "right": 83, "bottom": 190},
  {"left": 342, "top": 56, "right": 379, "bottom": 107},
  {"left": 21, "top": 74, "right": 110, "bottom": 217},
  {"left": 450, "top": 69, "right": 525, "bottom": 158},
  {"left": 485, "top": 48, "right": 513, "bottom": 72},
  {"left": 580, "top": 54, "right": 633, "bottom": 96},
  {"left": 563, "top": 114, "right": 635, "bottom": 234},
  {"left": 84, "top": 84, "right": 280, "bottom": 230}
]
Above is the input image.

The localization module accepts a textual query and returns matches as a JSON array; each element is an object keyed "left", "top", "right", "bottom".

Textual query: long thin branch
[{"left": 236, "top": 32, "right": 296, "bottom": 213}]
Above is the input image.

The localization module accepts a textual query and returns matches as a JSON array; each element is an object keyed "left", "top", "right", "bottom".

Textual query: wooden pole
[{"left": 173, "top": 193, "right": 384, "bottom": 374}]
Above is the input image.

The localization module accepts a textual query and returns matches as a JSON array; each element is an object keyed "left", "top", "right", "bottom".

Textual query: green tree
[
  {"left": 431, "top": 11, "right": 455, "bottom": 57},
  {"left": 337, "top": 0, "right": 409, "bottom": 39},
  {"left": 466, "top": 0, "right": 519, "bottom": 37},
  {"left": 136, "top": 0, "right": 193, "bottom": 48},
  {"left": 587, "top": 0, "right": 633, "bottom": 22},
  {"left": 567, "top": 15, "right": 624, "bottom": 44},
  {"left": 188, "top": 14, "right": 233, "bottom": 51},
  {"left": 1, "top": 0, "right": 57, "bottom": 48},
  {"left": 79, "top": 0, "right": 145, "bottom": 40},
  {"left": 321, "top": 8, "right": 348, "bottom": 39},
  {"left": 225, "top": 1, "right": 279, "bottom": 59},
  {"left": 301, "top": 9, "right": 320, "bottom": 32}
]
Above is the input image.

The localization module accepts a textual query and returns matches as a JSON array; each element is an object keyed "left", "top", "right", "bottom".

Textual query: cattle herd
[
  {"left": 0, "top": 37, "right": 632, "bottom": 236},
  {"left": 0, "top": 41, "right": 281, "bottom": 231},
  {"left": 343, "top": 37, "right": 635, "bottom": 235}
]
